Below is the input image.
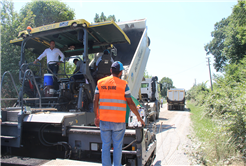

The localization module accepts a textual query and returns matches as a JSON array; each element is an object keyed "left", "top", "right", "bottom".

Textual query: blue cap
[
  {"left": 104, "top": 49, "right": 110, "bottom": 55},
  {"left": 111, "top": 61, "right": 124, "bottom": 72}
]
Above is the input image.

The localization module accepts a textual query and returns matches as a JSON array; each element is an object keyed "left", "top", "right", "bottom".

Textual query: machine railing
[
  {"left": 47, "top": 57, "right": 83, "bottom": 82},
  {"left": 20, "top": 69, "right": 42, "bottom": 113},
  {"left": 1, "top": 71, "right": 19, "bottom": 98},
  {"left": 47, "top": 61, "right": 65, "bottom": 81},
  {"left": 20, "top": 62, "right": 42, "bottom": 78}
]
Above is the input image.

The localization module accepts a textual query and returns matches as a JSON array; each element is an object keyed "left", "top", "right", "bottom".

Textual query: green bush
[{"left": 187, "top": 57, "right": 246, "bottom": 163}]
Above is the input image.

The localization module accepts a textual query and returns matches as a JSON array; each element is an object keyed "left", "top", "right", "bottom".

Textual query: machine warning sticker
[{"left": 59, "top": 21, "right": 69, "bottom": 27}]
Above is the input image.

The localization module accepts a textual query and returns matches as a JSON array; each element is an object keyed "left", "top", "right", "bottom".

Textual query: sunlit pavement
[{"left": 153, "top": 104, "right": 192, "bottom": 165}]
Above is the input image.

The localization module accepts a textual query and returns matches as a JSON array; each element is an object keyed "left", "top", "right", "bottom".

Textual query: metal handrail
[
  {"left": 1, "top": 71, "right": 19, "bottom": 97},
  {"left": 20, "top": 62, "right": 42, "bottom": 77},
  {"left": 47, "top": 57, "right": 83, "bottom": 81},
  {"left": 47, "top": 61, "right": 64, "bottom": 81},
  {"left": 20, "top": 69, "right": 42, "bottom": 113}
]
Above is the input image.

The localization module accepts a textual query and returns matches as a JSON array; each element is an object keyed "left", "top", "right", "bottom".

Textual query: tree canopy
[
  {"left": 159, "top": 77, "right": 175, "bottom": 98},
  {"left": 19, "top": 0, "right": 75, "bottom": 27},
  {"left": 205, "top": 1, "right": 246, "bottom": 72},
  {"left": 94, "top": 12, "right": 119, "bottom": 23},
  {"left": 1, "top": 0, "right": 22, "bottom": 80},
  {"left": 1, "top": 0, "right": 75, "bottom": 106}
]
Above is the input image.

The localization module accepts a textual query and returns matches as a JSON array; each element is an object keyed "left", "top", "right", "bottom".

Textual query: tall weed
[{"left": 187, "top": 57, "right": 246, "bottom": 163}]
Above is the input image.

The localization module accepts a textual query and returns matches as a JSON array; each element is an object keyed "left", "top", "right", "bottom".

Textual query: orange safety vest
[{"left": 98, "top": 76, "right": 127, "bottom": 123}]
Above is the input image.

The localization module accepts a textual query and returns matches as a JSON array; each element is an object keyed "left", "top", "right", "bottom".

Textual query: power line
[{"left": 167, "top": 61, "right": 206, "bottom": 77}]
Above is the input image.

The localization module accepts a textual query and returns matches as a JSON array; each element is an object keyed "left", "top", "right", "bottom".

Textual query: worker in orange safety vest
[{"left": 93, "top": 61, "right": 145, "bottom": 166}]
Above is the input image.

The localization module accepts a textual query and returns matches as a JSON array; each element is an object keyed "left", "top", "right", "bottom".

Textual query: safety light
[
  {"left": 132, "top": 146, "right": 135, "bottom": 151},
  {"left": 72, "top": 23, "right": 77, "bottom": 27},
  {"left": 27, "top": 26, "right": 32, "bottom": 33},
  {"left": 82, "top": 23, "right": 87, "bottom": 27}
]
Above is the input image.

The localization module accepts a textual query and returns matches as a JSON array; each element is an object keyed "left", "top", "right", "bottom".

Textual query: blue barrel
[{"left": 44, "top": 73, "right": 53, "bottom": 86}]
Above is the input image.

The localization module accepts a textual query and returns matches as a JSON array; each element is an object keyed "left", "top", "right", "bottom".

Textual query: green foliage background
[
  {"left": 1, "top": 0, "right": 75, "bottom": 107},
  {"left": 159, "top": 77, "right": 175, "bottom": 98},
  {"left": 205, "top": 1, "right": 246, "bottom": 72},
  {"left": 188, "top": 1, "right": 246, "bottom": 164}
]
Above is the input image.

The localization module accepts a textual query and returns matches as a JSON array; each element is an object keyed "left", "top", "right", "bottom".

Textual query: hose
[
  {"left": 38, "top": 124, "right": 72, "bottom": 159},
  {"left": 122, "top": 139, "right": 137, "bottom": 150},
  {"left": 122, "top": 128, "right": 144, "bottom": 150}
]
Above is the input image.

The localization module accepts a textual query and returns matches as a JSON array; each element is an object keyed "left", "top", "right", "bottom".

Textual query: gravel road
[{"left": 153, "top": 103, "right": 192, "bottom": 165}]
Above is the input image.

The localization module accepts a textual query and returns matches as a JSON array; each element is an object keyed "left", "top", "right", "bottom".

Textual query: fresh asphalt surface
[{"left": 152, "top": 103, "right": 192, "bottom": 165}]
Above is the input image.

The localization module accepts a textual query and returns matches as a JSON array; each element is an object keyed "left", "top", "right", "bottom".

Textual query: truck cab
[
  {"left": 141, "top": 77, "right": 159, "bottom": 102},
  {"left": 139, "top": 76, "right": 161, "bottom": 121}
]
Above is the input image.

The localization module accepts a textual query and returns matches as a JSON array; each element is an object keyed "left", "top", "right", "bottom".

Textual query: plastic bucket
[{"left": 44, "top": 73, "right": 53, "bottom": 86}]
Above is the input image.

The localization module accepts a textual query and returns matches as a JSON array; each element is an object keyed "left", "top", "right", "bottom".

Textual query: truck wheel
[
  {"left": 150, "top": 112, "right": 156, "bottom": 121},
  {"left": 156, "top": 105, "right": 160, "bottom": 119}
]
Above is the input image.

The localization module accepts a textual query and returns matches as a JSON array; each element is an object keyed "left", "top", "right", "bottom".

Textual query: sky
[{"left": 12, "top": 0, "right": 238, "bottom": 90}]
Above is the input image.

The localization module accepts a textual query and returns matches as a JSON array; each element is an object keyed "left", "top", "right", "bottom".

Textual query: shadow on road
[
  {"left": 168, "top": 108, "right": 190, "bottom": 112},
  {"left": 155, "top": 123, "right": 176, "bottom": 134},
  {"left": 156, "top": 117, "right": 168, "bottom": 121},
  {"left": 146, "top": 123, "right": 176, "bottom": 134}
]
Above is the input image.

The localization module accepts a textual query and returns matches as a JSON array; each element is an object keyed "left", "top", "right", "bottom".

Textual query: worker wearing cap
[{"left": 93, "top": 61, "right": 145, "bottom": 166}]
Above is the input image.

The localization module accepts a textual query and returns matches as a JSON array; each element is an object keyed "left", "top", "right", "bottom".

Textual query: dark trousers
[
  {"left": 70, "top": 72, "right": 84, "bottom": 81},
  {"left": 48, "top": 64, "right": 59, "bottom": 90}
]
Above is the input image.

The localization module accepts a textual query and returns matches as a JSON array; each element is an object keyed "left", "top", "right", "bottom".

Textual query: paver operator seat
[{"left": 96, "top": 51, "right": 113, "bottom": 80}]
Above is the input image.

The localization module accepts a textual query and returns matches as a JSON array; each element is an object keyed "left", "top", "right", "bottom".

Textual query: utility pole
[{"left": 207, "top": 57, "right": 213, "bottom": 91}]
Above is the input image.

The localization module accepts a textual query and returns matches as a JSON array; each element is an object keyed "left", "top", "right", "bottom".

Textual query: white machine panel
[
  {"left": 23, "top": 112, "right": 85, "bottom": 123},
  {"left": 125, "top": 28, "right": 150, "bottom": 98}
]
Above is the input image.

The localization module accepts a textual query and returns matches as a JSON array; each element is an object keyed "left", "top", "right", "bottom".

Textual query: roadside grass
[
  {"left": 187, "top": 101, "right": 215, "bottom": 143},
  {"left": 187, "top": 101, "right": 242, "bottom": 165}
]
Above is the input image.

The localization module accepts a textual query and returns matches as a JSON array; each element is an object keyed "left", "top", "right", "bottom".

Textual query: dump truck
[
  {"left": 1, "top": 18, "right": 156, "bottom": 166},
  {"left": 140, "top": 76, "right": 161, "bottom": 121},
  {"left": 167, "top": 88, "right": 185, "bottom": 110}
]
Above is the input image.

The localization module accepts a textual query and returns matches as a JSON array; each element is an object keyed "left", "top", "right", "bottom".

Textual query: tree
[
  {"left": 1, "top": 0, "right": 23, "bottom": 107},
  {"left": 1, "top": 0, "right": 76, "bottom": 107},
  {"left": 94, "top": 12, "right": 119, "bottom": 23},
  {"left": 1, "top": 0, "right": 22, "bottom": 79},
  {"left": 204, "top": 18, "right": 229, "bottom": 72},
  {"left": 205, "top": 1, "right": 246, "bottom": 72},
  {"left": 159, "top": 77, "right": 175, "bottom": 98},
  {"left": 18, "top": 0, "right": 75, "bottom": 73},
  {"left": 143, "top": 70, "right": 152, "bottom": 78},
  {"left": 19, "top": 0, "right": 75, "bottom": 27}
]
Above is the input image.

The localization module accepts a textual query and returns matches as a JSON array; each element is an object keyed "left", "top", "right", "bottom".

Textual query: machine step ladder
[
  {"left": 0, "top": 70, "right": 41, "bottom": 148},
  {"left": 1, "top": 108, "right": 24, "bottom": 148}
]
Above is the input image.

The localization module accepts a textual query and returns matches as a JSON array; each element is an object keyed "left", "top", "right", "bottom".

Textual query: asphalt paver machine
[{"left": 1, "top": 18, "right": 156, "bottom": 165}]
